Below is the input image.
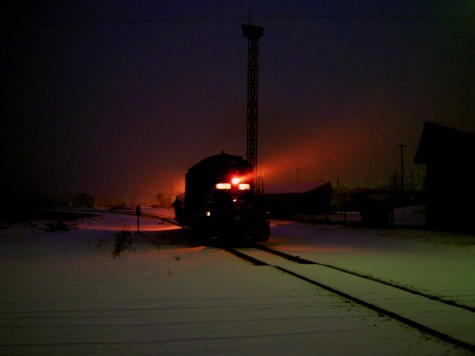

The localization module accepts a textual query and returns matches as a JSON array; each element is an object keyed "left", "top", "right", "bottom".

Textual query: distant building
[
  {"left": 332, "top": 186, "right": 395, "bottom": 226},
  {"left": 71, "top": 192, "right": 95, "bottom": 208},
  {"left": 415, "top": 122, "right": 475, "bottom": 232},
  {"left": 265, "top": 181, "right": 333, "bottom": 219}
]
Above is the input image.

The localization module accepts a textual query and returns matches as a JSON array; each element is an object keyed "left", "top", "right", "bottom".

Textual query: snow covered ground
[{"left": 0, "top": 207, "right": 474, "bottom": 355}]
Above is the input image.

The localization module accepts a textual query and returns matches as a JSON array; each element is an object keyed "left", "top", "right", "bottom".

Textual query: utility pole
[
  {"left": 242, "top": 19, "right": 264, "bottom": 186},
  {"left": 397, "top": 145, "right": 406, "bottom": 193},
  {"left": 135, "top": 203, "right": 141, "bottom": 233}
]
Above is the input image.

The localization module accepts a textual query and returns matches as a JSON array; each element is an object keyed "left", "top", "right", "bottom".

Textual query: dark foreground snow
[{"left": 0, "top": 208, "right": 473, "bottom": 355}]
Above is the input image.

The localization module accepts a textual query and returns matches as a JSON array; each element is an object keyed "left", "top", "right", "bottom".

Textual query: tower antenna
[{"left": 242, "top": 19, "right": 264, "bottom": 187}]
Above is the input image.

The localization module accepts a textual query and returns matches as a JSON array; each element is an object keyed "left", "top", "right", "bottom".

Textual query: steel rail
[
  {"left": 224, "top": 245, "right": 475, "bottom": 353},
  {"left": 253, "top": 244, "right": 475, "bottom": 313}
]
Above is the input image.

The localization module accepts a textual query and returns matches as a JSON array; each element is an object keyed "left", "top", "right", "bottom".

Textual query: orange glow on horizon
[{"left": 259, "top": 116, "right": 382, "bottom": 185}]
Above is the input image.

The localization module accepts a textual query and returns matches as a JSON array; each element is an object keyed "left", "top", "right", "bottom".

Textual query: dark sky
[{"left": 3, "top": 1, "right": 475, "bottom": 204}]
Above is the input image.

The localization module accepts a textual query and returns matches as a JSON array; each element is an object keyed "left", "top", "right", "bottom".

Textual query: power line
[
  {"left": 5, "top": 14, "right": 475, "bottom": 28},
  {"left": 256, "top": 15, "right": 474, "bottom": 20},
  {"left": 5, "top": 16, "right": 244, "bottom": 28}
]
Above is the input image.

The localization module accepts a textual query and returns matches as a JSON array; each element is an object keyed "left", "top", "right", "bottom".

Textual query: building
[
  {"left": 415, "top": 122, "right": 475, "bottom": 232},
  {"left": 265, "top": 181, "right": 333, "bottom": 219},
  {"left": 71, "top": 192, "right": 95, "bottom": 209}
]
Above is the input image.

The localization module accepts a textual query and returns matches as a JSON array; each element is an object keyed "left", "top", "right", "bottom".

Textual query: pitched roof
[
  {"left": 265, "top": 181, "right": 330, "bottom": 194},
  {"left": 415, "top": 122, "right": 475, "bottom": 164}
]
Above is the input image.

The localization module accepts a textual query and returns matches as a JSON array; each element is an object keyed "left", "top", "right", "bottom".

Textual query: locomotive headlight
[{"left": 216, "top": 178, "right": 249, "bottom": 190}]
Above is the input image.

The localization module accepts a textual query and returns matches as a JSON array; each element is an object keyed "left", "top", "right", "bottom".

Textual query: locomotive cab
[{"left": 181, "top": 153, "right": 270, "bottom": 242}]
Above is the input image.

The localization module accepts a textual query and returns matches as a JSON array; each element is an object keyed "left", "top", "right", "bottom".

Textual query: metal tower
[{"left": 242, "top": 22, "right": 264, "bottom": 180}]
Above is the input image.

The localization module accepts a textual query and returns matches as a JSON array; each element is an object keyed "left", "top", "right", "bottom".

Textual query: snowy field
[{"left": 0, "top": 207, "right": 474, "bottom": 355}]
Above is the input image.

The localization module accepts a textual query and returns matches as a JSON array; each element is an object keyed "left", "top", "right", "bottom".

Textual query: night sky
[{"left": 3, "top": 1, "right": 475, "bottom": 205}]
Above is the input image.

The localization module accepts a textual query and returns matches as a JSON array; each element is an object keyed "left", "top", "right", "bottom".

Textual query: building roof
[
  {"left": 415, "top": 121, "right": 475, "bottom": 164},
  {"left": 265, "top": 181, "right": 330, "bottom": 194}
]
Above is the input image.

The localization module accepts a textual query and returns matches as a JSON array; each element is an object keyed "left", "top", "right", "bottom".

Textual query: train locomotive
[{"left": 176, "top": 152, "right": 270, "bottom": 242}]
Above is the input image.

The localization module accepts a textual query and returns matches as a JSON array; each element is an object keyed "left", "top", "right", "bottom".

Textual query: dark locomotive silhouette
[{"left": 175, "top": 152, "right": 270, "bottom": 241}]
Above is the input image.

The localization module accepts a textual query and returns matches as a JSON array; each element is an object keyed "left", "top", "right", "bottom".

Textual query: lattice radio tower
[{"left": 242, "top": 19, "right": 264, "bottom": 184}]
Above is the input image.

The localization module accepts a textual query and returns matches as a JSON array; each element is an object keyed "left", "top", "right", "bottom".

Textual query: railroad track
[
  {"left": 86, "top": 209, "right": 180, "bottom": 225},
  {"left": 81, "top": 209, "right": 475, "bottom": 351},
  {"left": 224, "top": 244, "right": 475, "bottom": 353}
]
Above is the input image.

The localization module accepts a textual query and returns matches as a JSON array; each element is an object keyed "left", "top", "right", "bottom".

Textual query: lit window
[
  {"left": 216, "top": 183, "right": 231, "bottom": 190},
  {"left": 238, "top": 183, "right": 250, "bottom": 190}
]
